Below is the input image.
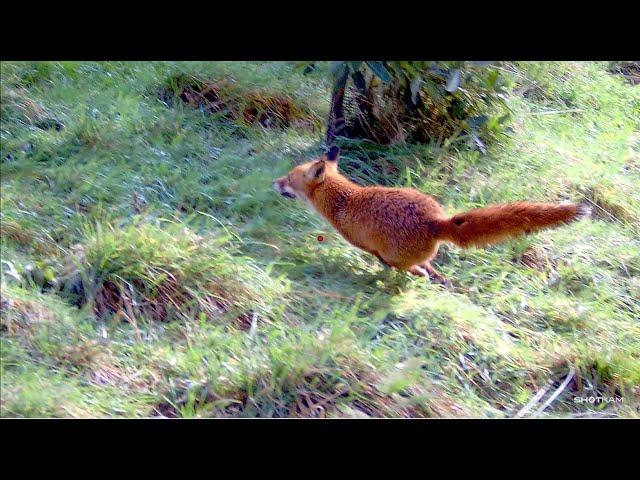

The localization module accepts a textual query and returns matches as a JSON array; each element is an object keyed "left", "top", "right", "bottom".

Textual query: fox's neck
[{"left": 308, "top": 173, "right": 361, "bottom": 224}]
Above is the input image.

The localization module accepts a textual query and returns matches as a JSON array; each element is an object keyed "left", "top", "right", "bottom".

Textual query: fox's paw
[
  {"left": 408, "top": 265, "right": 454, "bottom": 289},
  {"left": 407, "top": 265, "right": 429, "bottom": 277}
]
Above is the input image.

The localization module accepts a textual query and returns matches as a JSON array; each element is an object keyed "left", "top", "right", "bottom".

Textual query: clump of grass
[
  {"left": 151, "top": 315, "right": 434, "bottom": 419},
  {"left": 157, "top": 73, "right": 322, "bottom": 132},
  {"left": 155, "top": 346, "right": 373, "bottom": 418},
  {"left": 575, "top": 183, "right": 637, "bottom": 226},
  {"left": 0, "top": 86, "right": 46, "bottom": 127},
  {"left": 68, "top": 220, "right": 288, "bottom": 325},
  {"left": 1, "top": 281, "right": 104, "bottom": 376},
  {"left": 607, "top": 61, "right": 640, "bottom": 85}
]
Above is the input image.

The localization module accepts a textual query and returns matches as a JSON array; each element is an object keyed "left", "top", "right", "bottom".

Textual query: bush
[{"left": 312, "top": 61, "right": 511, "bottom": 149}]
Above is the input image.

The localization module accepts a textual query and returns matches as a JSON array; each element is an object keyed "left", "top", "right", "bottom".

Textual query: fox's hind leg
[
  {"left": 405, "top": 264, "right": 451, "bottom": 288},
  {"left": 407, "top": 265, "right": 429, "bottom": 276},
  {"left": 419, "top": 262, "right": 451, "bottom": 287}
]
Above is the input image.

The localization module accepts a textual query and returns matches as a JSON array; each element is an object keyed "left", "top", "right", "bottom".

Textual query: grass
[{"left": 1, "top": 61, "right": 639, "bottom": 418}]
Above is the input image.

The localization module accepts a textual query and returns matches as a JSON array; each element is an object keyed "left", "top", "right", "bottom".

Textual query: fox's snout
[{"left": 273, "top": 177, "right": 296, "bottom": 199}]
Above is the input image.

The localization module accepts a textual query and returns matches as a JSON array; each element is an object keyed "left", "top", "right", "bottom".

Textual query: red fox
[{"left": 273, "top": 146, "right": 591, "bottom": 284}]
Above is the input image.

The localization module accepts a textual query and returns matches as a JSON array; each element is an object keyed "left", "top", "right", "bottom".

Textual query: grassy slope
[{"left": 1, "top": 61, "right": 638, "bottom": 418}]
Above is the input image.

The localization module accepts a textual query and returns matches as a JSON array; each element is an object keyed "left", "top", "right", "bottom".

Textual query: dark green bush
[{"left": 308, "top": 61, "right": 512, "bottom": 150}]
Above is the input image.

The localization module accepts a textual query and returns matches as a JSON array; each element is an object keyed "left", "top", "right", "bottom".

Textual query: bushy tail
[{"left": 438, "top": 201, "right": 591, "bottom": 248}]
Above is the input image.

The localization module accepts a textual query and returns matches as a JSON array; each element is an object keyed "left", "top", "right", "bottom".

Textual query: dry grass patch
[{"left": 159, "top": 74, "right": 321, "bottom": 131}]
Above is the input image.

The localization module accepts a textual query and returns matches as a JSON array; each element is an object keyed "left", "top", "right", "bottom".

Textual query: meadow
[{"left": 1, "top": 61, "right": 638, "bottom": 417}]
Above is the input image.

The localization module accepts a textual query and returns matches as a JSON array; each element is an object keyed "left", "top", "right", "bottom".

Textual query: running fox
[{"left": 273, "top": 146, "right": 590, "bottom": 284}]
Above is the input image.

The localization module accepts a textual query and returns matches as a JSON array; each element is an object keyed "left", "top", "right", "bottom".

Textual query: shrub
[{"left": 310, "top": 61, "right": 511, "bottom": 149}]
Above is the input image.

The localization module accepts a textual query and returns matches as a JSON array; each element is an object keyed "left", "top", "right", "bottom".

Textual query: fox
[{"left": 273, "top": 146, "right": 591, "bottom": 285}]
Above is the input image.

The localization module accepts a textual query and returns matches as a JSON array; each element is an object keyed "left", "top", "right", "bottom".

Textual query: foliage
[{"left": 306, "top": 61, "right": 512, "bottom": 148}]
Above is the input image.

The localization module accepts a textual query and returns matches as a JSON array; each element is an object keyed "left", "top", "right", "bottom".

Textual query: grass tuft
[{"left": 67, "top": 221, "right": 289, "bottom": 325}]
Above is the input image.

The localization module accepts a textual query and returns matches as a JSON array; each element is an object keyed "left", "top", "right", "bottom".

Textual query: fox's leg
[
  {"left": 388, "top": 262, "right": 451, "bottom": 287},
  {"left": 405, "top": 242, "right": 450, "bottom": 285},
  {"left": 419, "top": 262, "right": 451, "bottom": 286},
  {"left": 407, "top": 263, "right": 448, "bottom": 284},
  {"left": 407, "top": 265, "right": 429, "bottom": 276},
  {"left": 378, "top": 243, "right": 451, "bottom": 286},
  {"left": 379, "top": 255, "right": 438, "bottom": 280},
  {"left": 377, "top": 256, "right": 425, "bottom": 276}
]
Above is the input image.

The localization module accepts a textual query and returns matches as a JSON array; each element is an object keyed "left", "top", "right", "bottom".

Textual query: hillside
[{"left": 1, "top": 61, "right": 638, "bottom": 417}]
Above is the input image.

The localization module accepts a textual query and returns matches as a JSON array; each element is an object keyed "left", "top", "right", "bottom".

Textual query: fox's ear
[
  {"left": 325, "top": 146, "right": 340, "bottom": 162},
  {"left": 308, "top": 160, "right": 326, "bottom": 181}
]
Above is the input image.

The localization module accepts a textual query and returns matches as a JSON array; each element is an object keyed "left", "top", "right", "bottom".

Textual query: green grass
[{"left": 1, "top": 61, "right": 639, "bottom": 418}]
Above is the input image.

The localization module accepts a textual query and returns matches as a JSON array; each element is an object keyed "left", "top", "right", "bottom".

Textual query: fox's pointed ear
[
  {"left": 309, "top": 160, "right": 326, "bottom": 181},
  {"left": 325, "top": 146, "right": 340, "bottom": 162}
]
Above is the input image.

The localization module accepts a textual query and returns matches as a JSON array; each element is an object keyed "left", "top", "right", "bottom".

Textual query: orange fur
[
  {"left": 273, "top": 148, "right": 590, "bottom": 283},
  {"left": 441, "top": 201, "right": 591, "bottom": 248}
]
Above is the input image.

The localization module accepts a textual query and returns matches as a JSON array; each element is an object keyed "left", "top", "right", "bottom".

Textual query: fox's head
[{"left": 272, "top": 146, "right": 340, "bottom": 201}]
